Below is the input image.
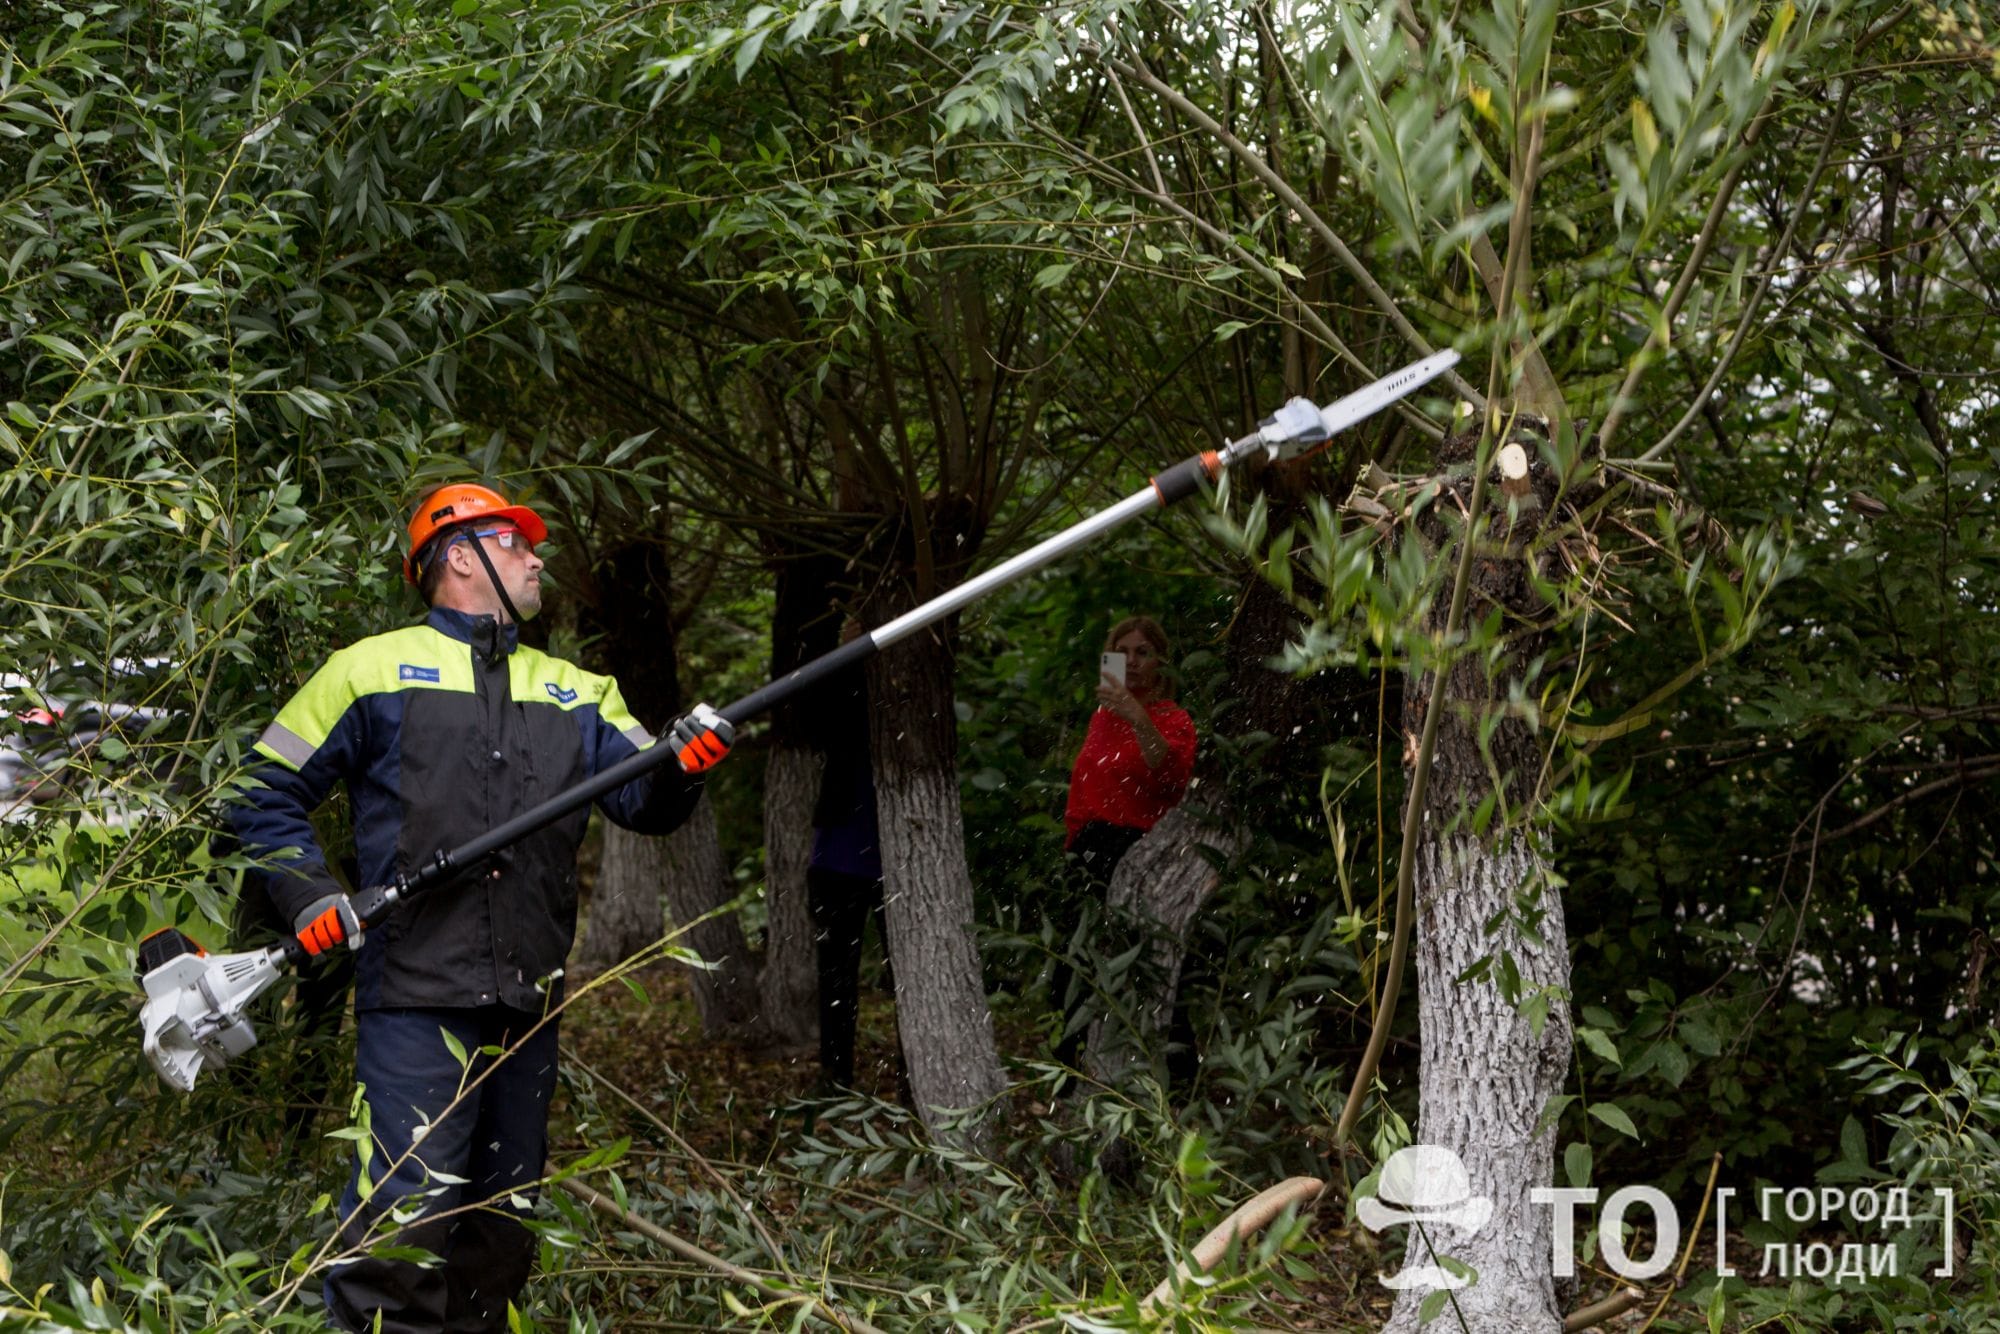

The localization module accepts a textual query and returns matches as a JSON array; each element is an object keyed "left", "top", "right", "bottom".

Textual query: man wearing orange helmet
[{"left": 228, "top": 482, "right": 733, "bottom": 1333}]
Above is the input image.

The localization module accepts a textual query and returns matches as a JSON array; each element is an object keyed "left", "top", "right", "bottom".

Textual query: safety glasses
[
  {"left": 467, "top": 525, "right": 535, "bottom": 555},
  {"left": 421, "top": 524, "right": 535, "bottom": 576}
]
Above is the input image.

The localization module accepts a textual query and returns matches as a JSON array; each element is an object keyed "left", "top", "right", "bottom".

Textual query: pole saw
[{"left": 136, "top": 349, "right": 1461, "bottom": 1092}]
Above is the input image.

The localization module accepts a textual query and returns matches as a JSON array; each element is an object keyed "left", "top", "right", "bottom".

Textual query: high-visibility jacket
[{"left": 229, "top": 606, "right": 701, "bottom": 1010}]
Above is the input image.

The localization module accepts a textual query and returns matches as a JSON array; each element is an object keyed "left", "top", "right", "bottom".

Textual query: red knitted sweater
[{"left": 1063, "top": 699, "right": 1198, "bottom": 845}]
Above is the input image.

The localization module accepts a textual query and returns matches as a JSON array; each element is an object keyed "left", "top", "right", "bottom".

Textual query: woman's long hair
[{"left": 1102, "top": 615, "right": 1168, "bottom": 656}]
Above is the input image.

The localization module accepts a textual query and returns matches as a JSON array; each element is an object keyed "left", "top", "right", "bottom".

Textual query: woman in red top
[
  {"left": 1051, "top": 615, "right": 1198, "bottom": 1072},
  {"left": 1064, "top": 617, "right": 1199, "bottom": 851}
]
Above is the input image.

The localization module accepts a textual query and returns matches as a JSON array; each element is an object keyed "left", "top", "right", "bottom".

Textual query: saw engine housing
[{"left": 137, "top": 928, "right": 284, "bottom": 1092}]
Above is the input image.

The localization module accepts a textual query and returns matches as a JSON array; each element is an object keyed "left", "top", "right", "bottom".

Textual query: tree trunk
[
  {"left": 1385, "top": 422, "right": 1569, "bottom": 1333},
  {"left": 1079, "top": 483, "right": 1347, "bottom": 1092},
  {"left": 660, "top": 792, "right": 763, "bottom": 1037},
  {"left": 574, "top": 538, "right": 762, "bottom": 1035},
  {"left": 578, "top": 823, "right": 665, "bottom": 968},
  {"left": 1084, "top": 801, "right": 1240, "bottom": 1088},
  {"left": 1383, "top": 833, "right": 1570, "bottom": 1334},
  {"left": 865, "top": 607, "right": 1006, "bottom": 1143},
  {"left": 760, "top": 547, "right": 846, "bottom": 1049},
  {"left": 759, "top": 740, "right": 821, "bottom": 1047}
]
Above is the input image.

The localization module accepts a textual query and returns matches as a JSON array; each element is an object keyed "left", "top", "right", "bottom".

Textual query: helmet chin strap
[{"left": 466, "top": 533, "right": 526, "bottom": 627}]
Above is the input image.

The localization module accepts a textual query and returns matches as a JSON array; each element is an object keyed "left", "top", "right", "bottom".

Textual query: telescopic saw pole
[
  {"left": 137, "top": 349, "right": 1459, "bottom": 1090},
  {"left": 347, "top": 348, "right": 1459, "bottom": 928}
]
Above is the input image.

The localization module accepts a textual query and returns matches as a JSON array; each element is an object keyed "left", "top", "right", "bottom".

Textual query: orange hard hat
[{"left": 403, "top": 483, "right": 548, "bottom": 583}]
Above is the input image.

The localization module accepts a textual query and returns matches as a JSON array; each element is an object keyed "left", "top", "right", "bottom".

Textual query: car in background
[
  {"left": 1, "top": 665, "right": 179, "bottom": 812},
  {"left": 0, "top": 738, "right": 33, "bottom": 805},
  {"left": 0, "top": 673, "right": 33, "bottom": 807}
]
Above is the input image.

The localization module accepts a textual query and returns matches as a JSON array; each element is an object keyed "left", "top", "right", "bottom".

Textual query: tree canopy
[{"left": 1, "top": 0, "right": 1996, "bottom": 1330}]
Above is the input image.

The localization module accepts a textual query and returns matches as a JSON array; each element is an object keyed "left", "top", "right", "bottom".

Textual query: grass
[{"left": 0, "top": 810, "right": 225, "bottom": 1125}]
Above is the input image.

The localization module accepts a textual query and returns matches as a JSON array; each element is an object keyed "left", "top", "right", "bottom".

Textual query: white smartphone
[{"left": 1100, "top": 651, "right": 1126, "bottom": 687}]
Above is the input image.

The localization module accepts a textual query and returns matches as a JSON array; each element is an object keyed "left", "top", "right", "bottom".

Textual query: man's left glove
[
  {"left": 293, "top": 892, "right": 364, "bottom": 956},
  {"left": 669, "top": 703, "right": 735, "bottom": 774}
]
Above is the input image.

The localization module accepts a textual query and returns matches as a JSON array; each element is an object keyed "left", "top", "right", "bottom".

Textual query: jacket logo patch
[
  {"left": 399, "top": 664, "right": 441, "bottom": 683},
  {"left": 545, "top": 682, "right": 578, "bottom": 704}
]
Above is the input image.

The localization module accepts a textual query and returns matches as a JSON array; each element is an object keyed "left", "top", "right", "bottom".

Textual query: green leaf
[
  {"left": 1565, "top": 1141, "right": 1593, "bottom": 1188},
  {"left": 1631, "top": 99, "right": 1660, "bottom": 171},
  {"left": 1576, "top": 1026, "right": 1622, "bottom": 1067},
  {"left": 1654, "top": 1038, "right": 1690, "bottom": 1087},
  {"left": 735, "top": 26, "right": 770, "bottom": 82},
  {"left": 1033, "top": 261, "right": 1074, "bottom": 289},
  {"left": 1680, "top": 1018, "right": 1722, "bottom": 1057},
  {"left": 440, "top": 1026, "right": 469, "bottom": 1070},
  {"left": 1589, "top": 1102, "right": 1641, "bottom": 1140},
  {"left": 1839, "top": 1115, "right": 1867, "bottom": 1166}
]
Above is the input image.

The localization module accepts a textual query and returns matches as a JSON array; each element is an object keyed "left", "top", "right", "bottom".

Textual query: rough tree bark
[
  {"left": 658, "top": 791, "right": 763, "bottom": 1035},
  {"left": 760, "top": 741, "right": 821, "bottom": 1046},
  {"left": 575, "top": 541, "right": 760, "bottom": 1036},
  {"left": 1385, "top": 425, "right": 1570, "bottom": 1334},
  {"left": 580, "top": 822, "right": 665, "bottom": 967},
  {"left": 864, "top": 591, "right": 1007, "bottom": 1141},
  {"left": 757, "top": 549, "right": 847, "bottom": 1047},
  {"left": 1084, "top": 803, "right": 1240, "bottom": 1087}
]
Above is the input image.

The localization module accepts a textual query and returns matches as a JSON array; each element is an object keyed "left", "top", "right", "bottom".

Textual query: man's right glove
[
  {"left": 293, "top": 892, "right": 364, "bottom": 956},
  {"left": 669, "top": 703, "right": 735, "bottom": 774}
]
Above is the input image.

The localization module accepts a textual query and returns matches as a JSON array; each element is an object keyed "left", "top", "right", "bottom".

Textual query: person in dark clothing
[
  {"left": 1050, "top": 615, "right": 1198, "bottom": 1075},
  {"left": 805, "top": 629, "right": 900, "bottom": 1091},
  {"left": 807, "top": 676, "right": 886, "bottom": 1089},
  {"left": 228, "top": 483, "right": 734, "bottom": 1334}
]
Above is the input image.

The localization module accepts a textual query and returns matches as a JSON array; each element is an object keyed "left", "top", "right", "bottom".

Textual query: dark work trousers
[
  {"left": 324, "top": 1005, "right": 559, "bottom": 1334},
  {"left": 1050, "top": 821, "right": 1202, "bottom": 1088},
  {"left": 808, "top": 865, "right": 890, "bottom": 1088}
]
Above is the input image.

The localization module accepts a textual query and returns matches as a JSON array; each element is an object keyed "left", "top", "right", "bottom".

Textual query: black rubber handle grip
[
  {"left": 349, "top": 881, "right": 400, "bottom": 930},
  {"left": 1150, "top": 453, "right": 1217, "bottom": 506}
]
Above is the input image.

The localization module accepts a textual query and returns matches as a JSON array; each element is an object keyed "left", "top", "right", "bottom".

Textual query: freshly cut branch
[{"left": 1140, "top": 1176, "right": 1325, "bottom": 1311}]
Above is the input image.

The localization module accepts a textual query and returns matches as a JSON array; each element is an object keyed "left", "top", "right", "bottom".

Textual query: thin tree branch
[
  {"left": 1783, "top": 759, "right": 2000, "bottom": 856},
  {"left": 1098, "top": 54, "right": 1486, "bottom": 409},
  {"left": 1596, "top": 109, "right": 1774, "bottom": 456},
  {"left": 1104, "top": 66, "right": 1168, "bottom": 198},
  {"left": 1636, "top": 85, "right": 1854, "bottom": 464},
  {"left": 560, "top": 1179, "right": 889, "bottom": 1334}
]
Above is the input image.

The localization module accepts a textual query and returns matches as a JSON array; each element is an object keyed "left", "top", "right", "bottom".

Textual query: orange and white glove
[
  {"left": 293, "top": 892, "right": 364, "bottom": 956},
  {"left": 669, "top": 703, "right": 735, "bottom": 774}
]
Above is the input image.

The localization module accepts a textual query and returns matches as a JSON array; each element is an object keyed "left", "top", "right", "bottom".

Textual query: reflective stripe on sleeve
[
  {"left": 256, "top": 721, "right": 317, "bottom": 770},
  {"left": 623, "top": 725, "right": 654, "bottom": 750}
]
